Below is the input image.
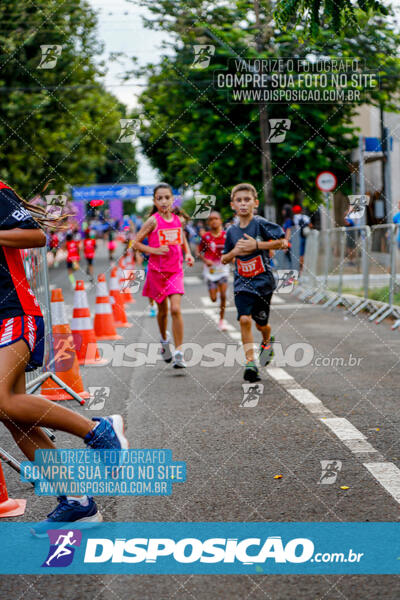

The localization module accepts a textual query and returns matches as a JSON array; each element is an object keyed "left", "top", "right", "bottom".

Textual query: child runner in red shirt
[
  {"left": 198, "top": 211, "right": 229, "bottom": 331},
  {"left": 65, "top": 232, "right": 80, "bottom": 288},
  {"left": 83, "top": 230, "right": 96, "bottom": 283}
]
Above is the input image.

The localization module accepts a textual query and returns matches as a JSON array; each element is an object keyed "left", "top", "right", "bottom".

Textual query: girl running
[
  {"left": 0, "top": 181, "right": 128, "bottom": 535},
  {"left": 198, "top": 211, "right": 229, "bottom": 331},
  {"left": 133, "top": 183, "right": 194, "bottom": 368}
]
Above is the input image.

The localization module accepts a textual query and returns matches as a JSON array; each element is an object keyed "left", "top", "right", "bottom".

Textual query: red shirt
[
  {"left": 83, "top": 238, "right": 96, "bottom": 259},
  {"left": 66, "top": 240, "right": 80, "bottom": 262},
  {"left": 199, "top": 230, "right": 226, "bottom": 263},
  {"left": 50, "top": 234, "right": 59, "bottom": 249}
]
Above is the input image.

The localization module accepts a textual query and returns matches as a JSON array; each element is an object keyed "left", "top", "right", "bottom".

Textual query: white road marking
[
  {"left": 267, "top": 368, "right": 296, "bottom": 383},
  {"left": 321, "top": 417, "right": 366, "bottom": 441},
  {"left": 228, "top": 331, "right": 242, "bottom": 340},
  {"left": 364, "top": 462, "right": 400, "bottom": 502}
]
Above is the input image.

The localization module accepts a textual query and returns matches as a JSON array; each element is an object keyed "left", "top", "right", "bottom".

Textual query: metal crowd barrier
[
  {"left": 296, "top": 223, "right": 400, "bottom": 329},
  {"left": 0, "top": 246, "right": 83, "bottom": 481}
]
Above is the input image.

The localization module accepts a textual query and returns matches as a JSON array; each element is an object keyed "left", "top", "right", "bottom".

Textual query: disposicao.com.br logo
[{"left": 83, "top": 536, "right": 363, "bottom": 565}]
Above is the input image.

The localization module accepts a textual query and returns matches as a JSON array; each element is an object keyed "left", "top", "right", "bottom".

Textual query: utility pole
[{"left": 253, "top": 0, "right": 274, "bottom": 220}]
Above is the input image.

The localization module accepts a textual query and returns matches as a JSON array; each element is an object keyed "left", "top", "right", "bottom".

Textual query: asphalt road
[{"left": 1, "top": 240, "right": 400, "bottom": 598}]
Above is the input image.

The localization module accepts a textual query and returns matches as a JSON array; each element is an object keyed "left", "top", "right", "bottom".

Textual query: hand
[
  {"left": 281, "top": 238, "right": 289, "bottom": 250},
  {"left": 204, "top": 258, "right": 213, "bottom": 267},
  {"left": 152, "top": 245, "right": 170, "bottom": 255},
  {"left": 235, "top": 233, "right": 257, "bottom": 254},
  {"left": 185, "top": 253, "right": 195, "bottom": 267}
]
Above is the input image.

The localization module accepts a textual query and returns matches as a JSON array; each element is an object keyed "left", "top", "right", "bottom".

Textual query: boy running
[
  {"left": 221, "top": 183, "right": 287, "bottom": 382},
  {"left": 198, "top": 211, "right": 229, "bottom": 331}
]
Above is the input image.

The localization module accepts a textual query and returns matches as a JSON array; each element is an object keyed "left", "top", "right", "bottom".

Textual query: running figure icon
[{"left": 45, "top": 531, "right": 78, "bottom": 566}]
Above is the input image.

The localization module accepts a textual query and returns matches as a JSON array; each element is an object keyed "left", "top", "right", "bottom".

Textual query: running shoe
[
  {"left": 173, "top": 350, "right": 186, "bottom": 369},
  {"left": 218, "top": 319, "right": 228, "bottom": 331},
  {"left": 160, "top": 331, "right": 172, "bottom": 363},
  {"left": 84, "top": 414, "right": 129, "bottom": 451},
  {"left": 149, "top": 306, "right": 157, "bottom": 318},
  {"left": 31, "top": 496, "right": 102, "bottom": 538},
  {"left": 259, "top": 335, "right": 275, "bottom": 367},
  {"left": 243, "top": 360, "right": 261, "bottom": 382}
]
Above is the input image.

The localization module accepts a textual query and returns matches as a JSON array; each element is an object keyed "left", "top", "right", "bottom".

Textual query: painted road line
[
  {"left": 228, "top": 331, "right": 242, "bottom": 340},
  {"left": 287, "top": 388, "right": 334, "bottom": 416},
  {"left": 364, "top": 462, "right": 400, "bottom": 502},
  {"left": 267, "top": 368, "right": 296, "bottom": 384},
  {"left": 321, "top": 417, "right": 379, "bottom": 454}
]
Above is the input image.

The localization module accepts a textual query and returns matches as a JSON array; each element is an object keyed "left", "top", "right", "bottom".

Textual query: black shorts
[
  {"left": 86, "top": 257, "right": 93, "bottom": 265},
  {"left": 234, "top": 291, "right": 273, "bottom": 326}
]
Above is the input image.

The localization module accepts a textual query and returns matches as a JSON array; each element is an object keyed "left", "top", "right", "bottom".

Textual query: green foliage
[
  {"left": 133, "top": 0, "right": 400, "bottom": 214},
  {"left": 274, "top": 0, "right": 388, "bottom": 35},
  {"left": 0, "top": 0, "right": 137, "bottom": 197}
]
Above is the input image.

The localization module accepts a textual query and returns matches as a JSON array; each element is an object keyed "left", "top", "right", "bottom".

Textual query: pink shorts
[{"left": 143, "top": 269, "right": 184, "bottom": 304}]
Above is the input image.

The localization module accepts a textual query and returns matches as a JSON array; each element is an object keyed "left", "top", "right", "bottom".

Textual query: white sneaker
[
  {"left": 173, "top": 350, "right": 186, "bottom": 369},
  {"left": 160, "top": 331, "right": 172, "bottom": 363},
  {"left": 218, "top": 319, "right": 228, "bottom": 331}
]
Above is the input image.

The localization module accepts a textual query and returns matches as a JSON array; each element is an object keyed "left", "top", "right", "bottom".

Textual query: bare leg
[
  {"left": 256, "top": 322, "right": 271, "bottom": 345},
  {"left": 169, "top": 294, "right": 183, "bottom": 350},
  {"left": 239, "top": 315, "right": 254, "bottom": 362},
  {"left": 218, "top": 282, "right": 227, "bottom": 320},
  {"left": 0, "top": 340, "right": 93, "bottom": 438},
  {"left": 157, "top": 298, "right": 169, "bottom": 340},
  {"left": 209, "top": 287, "right": 217, "bottom": 303},
  {"left": 2, "top": 369, "right": 56, "bottom": 460}
]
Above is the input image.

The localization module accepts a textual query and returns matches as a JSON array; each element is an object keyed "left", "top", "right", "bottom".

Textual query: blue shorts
[{"left": 0, "top": 315, "right": 45, "bottom": 372}]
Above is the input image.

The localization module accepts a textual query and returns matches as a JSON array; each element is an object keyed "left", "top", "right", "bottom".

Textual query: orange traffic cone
[
  {"left": 0, "top": 462, "right": 26, "bottom": 517},
  {"left": 118, "top": 258, "right": 135, "bottom": 304},
  {"left": 109, "top": 267, "right": 133, "bottom": 328},
  {"left": 94, "top": 274, "right": 122, "bottom": 340},
  {"left": 41, "top": 289, "right": 90, "bottom": 401},
  {"left": 71, "top": 281, "right": 108, "bottom": 365}
]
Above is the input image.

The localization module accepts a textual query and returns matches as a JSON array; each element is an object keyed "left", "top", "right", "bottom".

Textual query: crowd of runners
[{"left": 0, "top": 178, "right": 305, "bottom": 532}]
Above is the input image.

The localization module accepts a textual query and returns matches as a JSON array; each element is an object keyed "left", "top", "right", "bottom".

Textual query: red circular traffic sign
[{"left": 316, "top": 171, "right": 337, "bottom": 192}]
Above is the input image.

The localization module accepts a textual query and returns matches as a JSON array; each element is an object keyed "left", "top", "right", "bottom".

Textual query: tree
[
  {"left": 274, "top": 0, "right": 389, "bottom": 36},
  {"left": 133, "top": 0, "right": 400, "bottom": 214},
  {"left": 0, "top": 0, "right": 137, "bottom": 197}
]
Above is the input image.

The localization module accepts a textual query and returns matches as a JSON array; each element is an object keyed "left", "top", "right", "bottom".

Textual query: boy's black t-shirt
[{"left": 223, "top": 216, "right": 284, "bottom": 295}]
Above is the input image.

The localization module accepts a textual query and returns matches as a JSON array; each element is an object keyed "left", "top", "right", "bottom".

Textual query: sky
[{"left": 88, "top": 0, "right": 169, "bottom": 188}]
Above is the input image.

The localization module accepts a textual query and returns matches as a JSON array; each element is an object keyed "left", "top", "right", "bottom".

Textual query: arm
[
  {"left": 197, "top": 238, "right": 213, "bottom": 266},
  {"left": 221, "top": 245, "right": 239, "bottom": 264},
  {"left": 235, "top": 235, "right": 288, "bottom": 255},
  {"left": 181, "top": 228, "right": 194, "bottom": 267},
  {"left": 0, "top": 228, "right": 46, "bottom": 248},
  {"left": 132, "top": 217, "right": 168, "bottom": 256}
]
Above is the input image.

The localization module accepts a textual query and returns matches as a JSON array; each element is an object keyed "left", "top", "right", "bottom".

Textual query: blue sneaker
[
  {"left": 84, "top": 414, "right": 129, "bottom": 451},
  {"left": 30, "top": 496, "right": 102, "bottom": 538}
]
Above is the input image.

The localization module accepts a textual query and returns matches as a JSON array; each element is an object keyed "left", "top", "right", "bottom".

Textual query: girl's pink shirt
[{"left": 147, "top": 212, "right": 184, "bottom": 272}]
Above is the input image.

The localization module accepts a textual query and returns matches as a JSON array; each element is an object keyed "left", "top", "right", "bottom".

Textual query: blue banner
[
  {"left": 71, "top": 184, "right": 179, "bottom": 200},
  {"left": 1, "top": 523, "right": 400, "bottom": 574}
]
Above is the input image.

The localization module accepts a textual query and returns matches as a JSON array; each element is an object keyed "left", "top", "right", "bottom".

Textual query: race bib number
[
  {"left": 236, "top": 255, "right": 266, "bottom": 277},
  {"left": 158, "top": 228, "right": 182, "bottom": 246},
  {"left": 208, "top": 262, "right": 226, "bottom": 276}
]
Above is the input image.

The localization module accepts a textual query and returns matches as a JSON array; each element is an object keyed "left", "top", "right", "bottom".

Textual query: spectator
[
  {"left": 281, "top": 204, "right": 294, "bottom": 267},
  {"left": 292, "top": 204, "right": 312, "bottom": 274}
]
